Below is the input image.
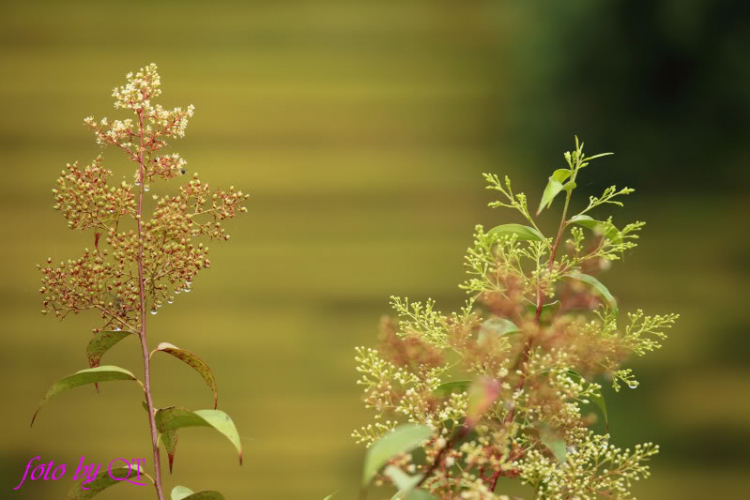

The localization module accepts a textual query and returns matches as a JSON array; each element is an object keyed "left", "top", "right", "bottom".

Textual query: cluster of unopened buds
[{"left": 39, "top": 63, "right": 249, "bottom": 333}]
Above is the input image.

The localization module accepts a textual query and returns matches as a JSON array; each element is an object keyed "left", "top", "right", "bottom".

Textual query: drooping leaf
[
  {"left": 141, "top": 402, "right": 180, "bottom": 472},
  {"left": 86, "top": 330, "right": 134, "bottom": 369},
  {"left": 363, "top": 424, "right": 433, "bottom": 485},
  {"left": 567, "top": 370, "right": 608, "bottom": 430},
  {"left": 432, "top": 380, "right": 471, "bottom": 398},
  {"left": 487, "top": 223, "right": 544, "bottom": 243},
  {"left": 155, "top": 407, "right": 242, "bottom": 465},
  {"left": 466, "top": 376, "right": 500, "bottom": 428},
  {"left": 151, "top": 342, "right": 219, "bottom": 409},
  {"left": 537, "top": 169, "right": 571, "bottom": 215},
  {"left": 478, "top": 317, "right": 521, "bottom": 343},
  {"left": 86, "top": 330, "right": 134, "bottom": 392},
  {"left": 171, "top": 486, "right": 225, "bottom": 500},
  {"left": 66, "top": 465, "right": 152, "bottom": 499},
  {"left": 564, "top": 272, "right": 618, "bottom": 316},
  {"left": 568, "top": 214, "right": 604, "bottom": 231},
  {"left": 385, "top": 465, "right": 424, "bottom": 499},
  {"left": 160, "top": 429, "right": 179, "bottom": 473},
  {"left": 32, "top": 366, "right": 140, "bottom": 426}
]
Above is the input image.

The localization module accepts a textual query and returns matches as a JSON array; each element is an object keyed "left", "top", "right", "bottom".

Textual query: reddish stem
[{"left": 136, "top": 106, "right": 165, "bottom": 500}]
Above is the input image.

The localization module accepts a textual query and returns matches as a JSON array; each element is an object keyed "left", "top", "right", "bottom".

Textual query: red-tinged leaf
[
  {"left": 160, "top": 429, "right": 179, "bottom": 473},
  {"left": 32, "top": 366, "right": 141, "bottom": 427},
  {"left": 466, "top": 376, "right": 500, "bottom": 428},
  {"left": 86, "top": 330, "right": 134, "bottom": 392},
  {"left": 155, "top": 407, "right": 242, "bottom": 465},
  {"left": 151, "top": 342, "right": 218, "bottom": 409},
  {"left": 87, "top": 331, "right": 134, "bottom": 368}
]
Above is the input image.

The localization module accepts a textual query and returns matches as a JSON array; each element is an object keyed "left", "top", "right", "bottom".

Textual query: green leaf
[
  {"left": 86, "top": 330, "right": 134, "bottom": 369},
  {"left": 404, "top": 490, "right": 438, "bottom": 500},
  {"left": 172, "top": 486, "right": 195, "bottom": 500},
  {"left": 487, "top": 223, "right": 544, "bottom": 242},
  {"left": 568, "top": 215, "right": 622, "bottom": 244},
  {"left": 478, "top": 317, "right": 521, "bottom": 343},
  {"left": 537, "top": 169, "right": 571, "bottom": 215},
  {"left": 151, "top": 342, "right": 219, "bottom": 409},
  {"left": 385, "top": 465, "right": 424, "bottom": 499},
  {"left": 433, "top": 380, "right": 471, "bottom": 397},
  {"left": 155, "top": 407, "right": 243, "bottom": 465},
  {"left": 323, "top": 493, "right": 337, "bottom": 500},
  {"left": 564, "top": 272, "right": 618, "bottom": 316},
  {"left": 524, "top": 300, "right": 561, "bottom": 322},
  {"left": 32, "top": 366, "right": 140, "bottom": 426},
  {"left": 569, "top": 214, "right": 604, "bottom": 231},
  {"left": 160, "top": 428, "right": 179, "bottom": 473},
  {"left": 86, "top": 330, "right": 134, "bottom": 392},
  {"left": 171, "top": 486, "right": 225, "bottom": 500},
  {"left": 538, "top": 425, "right": 567, "bottom": 464},
  {"left": 567, "top": 370, "right": 608, "bottom": 430},
  {"left": 363, "top": 424, "right": 433, "bottom": 485},
  {"left": 66, "top": 465, "right": 152, "bottom": 499}
]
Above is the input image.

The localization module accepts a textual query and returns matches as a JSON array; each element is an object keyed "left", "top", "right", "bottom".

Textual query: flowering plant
[
  {"left": 35, "top": 64, "right": 248, "bottom": 500},
  {"left": 353, "top": 139, "right": 678, "bottom": 500}
]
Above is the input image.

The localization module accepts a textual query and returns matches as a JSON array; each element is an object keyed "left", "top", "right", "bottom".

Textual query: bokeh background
[{"left": 2, "top": 1, "right": 749, "bottom": 498}]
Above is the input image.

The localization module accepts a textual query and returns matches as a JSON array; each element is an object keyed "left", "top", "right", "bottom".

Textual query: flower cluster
[
  {"left": 354, "top": 140, "right": 678, "bottom": 499},
  {"left": 40, "top": 64, "right": 249, "bottom": 333}
]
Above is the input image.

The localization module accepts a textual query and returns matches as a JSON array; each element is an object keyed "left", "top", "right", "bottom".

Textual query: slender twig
[{"left": 136, "top": 104, "right": 166, "bottom": 500}]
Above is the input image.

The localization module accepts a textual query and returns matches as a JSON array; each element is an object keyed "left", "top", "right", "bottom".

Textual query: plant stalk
[{"left": 136, "top": 107, "right": 165, "bottom": 500}]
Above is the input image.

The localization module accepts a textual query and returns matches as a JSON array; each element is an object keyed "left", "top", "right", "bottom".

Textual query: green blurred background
[{"left": 2, "top": 1, "right": 749, "bottom": 498}]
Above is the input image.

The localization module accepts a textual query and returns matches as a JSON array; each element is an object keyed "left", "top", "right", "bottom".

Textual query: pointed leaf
[
  {"left": 569, "top": 214, "right": 604, "bottom": 232},
  {"left": 151, "top": 342, "right": 219, "bottom": 409},
  {"left": 171, "top": 486, "right": 224, "bottom": 500},
  {"left": 323, "top": 493, "right": 337, "bottom": 500},
  {"left": 155, "top": 407, "right": 242, "bottom": 465},
  {"left": 363, "top": 424, "right": 433, "bottom": 485},
  {"left": 478, "top": 317, "right": 521, "bottom": 343},
  {"left": 86, "top": 330, "right": 134, "bottom": 392},
  {"left": 66, "top": 465, "right": 152, "bottom": 499},
  {"left": 488, "top": 223, "right": 544, "bottom": 242},
  {"left": 32, "top": 366, "right": 140, "bottom": 426},
  {"left": 87, "top": 330, "right": 134, "bottom": 369},
  {"left": 567, "top": 370, "right": 608, "bottom": 430},
  {"left": 433, "top": 380, "right": 471, "bottom": 398},
  {"left": 564, "top": 272, "right": 618, "bottom": 316},
  {"left": 160, "top": 429, "right": 179, "bottom": 473},
  {"left": 386, "top": 465, "right": 424, "bottom": 499},
  {"left": 537, "top": 169, "right": 571, "bottom": 215}
]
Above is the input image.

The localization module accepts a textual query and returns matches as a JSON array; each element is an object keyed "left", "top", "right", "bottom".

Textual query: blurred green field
[{"left": 2, "top": 1, "right": 749, "bottom": 499}]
